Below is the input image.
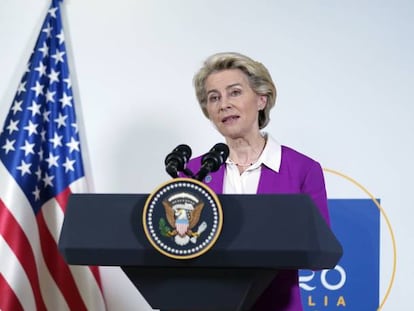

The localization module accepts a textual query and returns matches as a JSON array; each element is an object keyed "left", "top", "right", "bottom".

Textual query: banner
[{"left": 300, "top": 199, "right": 380, "bottom": 310}]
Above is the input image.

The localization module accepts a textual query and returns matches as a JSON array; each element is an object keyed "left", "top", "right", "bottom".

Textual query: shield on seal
[{"left": 175, "top": 215, "right": 189, "bottom": 236}]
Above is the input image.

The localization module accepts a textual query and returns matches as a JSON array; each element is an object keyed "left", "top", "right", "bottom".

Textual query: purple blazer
[{"left": 184, "top": 145, "right": 330, "bottom": 311}]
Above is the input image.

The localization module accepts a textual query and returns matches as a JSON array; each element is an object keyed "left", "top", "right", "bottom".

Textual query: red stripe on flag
[
  {"left": 0, "top": 199, "right": 47, "bottom": 311},
  {"left": 55, "top": 187, "right": 71, "bottom": 213},
  {"left": 89, "top": 265, "right": 105, "bottom": 294},
  {"left": 36, "top": 211, "right": 88, "bottom": 311},
  {"left": 0, "top": 274, "right": 24, "bottom": 311},
  {"left": 56, "top": 188, "right": 105, "bottom": 295}
]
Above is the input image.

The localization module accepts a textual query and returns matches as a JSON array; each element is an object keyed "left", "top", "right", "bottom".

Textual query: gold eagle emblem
[{"left": 161, "top": 194, "right": 207, "bottom": 246}]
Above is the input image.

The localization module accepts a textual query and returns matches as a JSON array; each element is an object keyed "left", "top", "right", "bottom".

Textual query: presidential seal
[{"left": 142, "top": 178, "right": 223, "bottom": 259}]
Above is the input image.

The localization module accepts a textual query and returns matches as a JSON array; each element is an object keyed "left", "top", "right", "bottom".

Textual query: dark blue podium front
[{"left": 59, "top": 193, "right": 342, "bottom": 311}]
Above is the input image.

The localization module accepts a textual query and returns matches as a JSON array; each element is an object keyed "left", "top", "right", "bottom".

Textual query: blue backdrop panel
[{"left": 299, "top": 199, "right": 380, "bottom": 310}]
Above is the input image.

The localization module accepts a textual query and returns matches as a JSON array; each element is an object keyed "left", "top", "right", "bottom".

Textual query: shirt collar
[
  {"left": 224, "top": 132, "right": 282, "bottom": 173},
  {"left": 258, "top": 132, "right": 282, "bottom": 172}
]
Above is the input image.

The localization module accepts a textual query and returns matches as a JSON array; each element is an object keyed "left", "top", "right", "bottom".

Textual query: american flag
[{"left": 0, "top": 0, "right": 106, "bottom": 310}]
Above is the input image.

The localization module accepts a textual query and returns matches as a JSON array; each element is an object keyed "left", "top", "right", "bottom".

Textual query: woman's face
[{"left": 205, "top": 69, "right": 266, "bottom": 140}]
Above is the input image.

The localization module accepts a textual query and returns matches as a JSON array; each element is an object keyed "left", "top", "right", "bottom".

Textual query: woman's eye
[
  {"left": 208, "top": 95, "right": 219, "bottom": 103},
  {"left": 230, "top": 89, "right": 241, "bottom": 96}
]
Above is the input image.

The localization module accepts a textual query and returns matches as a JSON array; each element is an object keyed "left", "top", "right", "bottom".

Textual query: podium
[{"left": 59, "top": 193, "right": 342, "bottom": 311}]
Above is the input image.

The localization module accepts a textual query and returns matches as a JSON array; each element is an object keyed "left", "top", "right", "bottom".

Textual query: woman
[{"left": 185, "top": 52, "right": 330, "bottom": 311}]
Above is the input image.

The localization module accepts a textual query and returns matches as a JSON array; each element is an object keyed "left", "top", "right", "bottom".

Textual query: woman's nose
[{"left": 219, "top": 96, "right": 232, "bottom": 110}]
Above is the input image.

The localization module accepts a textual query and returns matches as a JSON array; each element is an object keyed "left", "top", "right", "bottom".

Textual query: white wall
[{"left": 1, "top": 0, "right": 413, "bottom": 310}]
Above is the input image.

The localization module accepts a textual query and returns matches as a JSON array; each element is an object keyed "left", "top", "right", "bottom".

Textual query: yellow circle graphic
[{"left": 323, "top": 168, "right": 396, "bottom": 311}]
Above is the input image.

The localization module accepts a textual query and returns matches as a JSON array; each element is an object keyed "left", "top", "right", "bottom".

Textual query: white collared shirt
[{"left": 223, "top": 133, "right": 282, "bottom": 194}]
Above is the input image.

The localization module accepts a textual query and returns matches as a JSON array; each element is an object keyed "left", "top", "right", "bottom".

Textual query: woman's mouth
[{"left": 222, "top": 115, "right": 239, "bottom": 123}]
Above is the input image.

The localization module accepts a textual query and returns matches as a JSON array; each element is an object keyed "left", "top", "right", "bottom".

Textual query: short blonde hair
[{"left": 193, "top": 52, "right": 277, "bottom": 129}]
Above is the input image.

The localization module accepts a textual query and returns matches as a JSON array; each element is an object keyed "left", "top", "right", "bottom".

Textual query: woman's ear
[{"left": 258, "top": 95, "right": 267, "bottom": 110}]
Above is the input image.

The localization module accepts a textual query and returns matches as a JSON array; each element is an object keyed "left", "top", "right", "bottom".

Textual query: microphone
[
  {"left": 195, "top": 143, "right": 230, "bottom": 181},
  {"left": 165, "top": 144, "right": 192, "bottom": 178}
]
